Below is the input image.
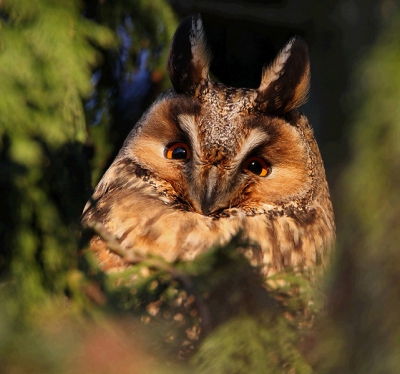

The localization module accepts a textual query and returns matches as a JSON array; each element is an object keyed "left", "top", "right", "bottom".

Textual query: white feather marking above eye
[
  {"left": 232, "top": 128, "right": 270, "bottom": 167},
  {"left": 259, "top": 38, "right": 295, "bottom": 92},
  {"left": 189, "top": 16, "right": 211, "bottom": 80},
  {"left": 178, "top": 114, "right": 202, "bottom": 159}
]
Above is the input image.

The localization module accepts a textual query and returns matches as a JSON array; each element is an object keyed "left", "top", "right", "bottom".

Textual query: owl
[{"left": 82, "top": 14, "right": 335, "bottom": 276}]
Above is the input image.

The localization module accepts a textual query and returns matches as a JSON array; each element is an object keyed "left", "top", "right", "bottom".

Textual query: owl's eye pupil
[
  {"left": 172, "top": 146, "right": 187, "bottom": 159},
  {"left": 247, "top": 160, "right": 263, "bottom": 175},
  {"left": 243, "top": 157, "right": 270, "bottom": 177},
  {"left": 166, "top": 142, "right": 191, "bottom": 160}
]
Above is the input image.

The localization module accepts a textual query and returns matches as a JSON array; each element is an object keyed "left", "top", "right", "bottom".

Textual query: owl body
[{"left": 82, "top": 15, "right": 335, "bottom": 275}]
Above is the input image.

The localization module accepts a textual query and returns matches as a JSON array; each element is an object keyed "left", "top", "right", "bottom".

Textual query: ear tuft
[
  {"left": 256, "top": 37, "right": 310, "bottom": 114},
  {"left": 167, "top": 14, "right": 211, "bottom": 96}
]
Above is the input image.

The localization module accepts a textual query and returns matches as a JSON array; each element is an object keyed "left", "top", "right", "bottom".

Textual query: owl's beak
[{"left": 200, "top": 166, "right": 228, "bottom": 216}]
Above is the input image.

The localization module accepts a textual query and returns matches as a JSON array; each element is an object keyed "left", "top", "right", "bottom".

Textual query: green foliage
[
  {"left": 77, "top": 235, "right": 319, "bottom": 371},
  {"left": 0, "top": 0, "right": 115, "bottom": 145},
  {"left": 319, "top": 11, "right": 400, "bottom": 374},
  {"left": 193, "top": 315, "right": 312, "bottom": 374},
  {"left": 93, "top": 0, "right": 177, "bottom": 70},
  {"left": 0, "top": 0, "right": 115, "bottom": 320},
  {"left": 0, "top": 311, "right": 72, "bottom": 374}
]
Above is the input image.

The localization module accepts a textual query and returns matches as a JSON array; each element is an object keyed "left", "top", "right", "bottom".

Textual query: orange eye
[
  {"left": 166, "top": 142, "right": 191, "bottom": 160},
  {"left": 243, "top": 157, "right": 270, "bottom": 177}
]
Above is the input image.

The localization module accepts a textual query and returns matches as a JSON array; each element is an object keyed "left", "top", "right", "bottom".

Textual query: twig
[
  {"left": 87, "top": 221, "right": 145, "bottom": 263},
  {"left": 86, "top": 220, "right": 212, "bottom": 335}
]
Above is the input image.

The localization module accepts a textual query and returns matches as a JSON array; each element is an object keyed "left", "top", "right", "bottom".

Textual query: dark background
[{"left": 169, "top": 0, "right": 385, "bottom": 173}]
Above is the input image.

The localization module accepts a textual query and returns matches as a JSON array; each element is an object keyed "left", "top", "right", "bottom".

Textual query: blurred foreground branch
[{"left": 87, "top": 220, "right": 212, "bottom": 335}]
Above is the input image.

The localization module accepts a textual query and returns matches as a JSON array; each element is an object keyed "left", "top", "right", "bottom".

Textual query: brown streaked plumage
[{"left": 82, "top": 14, "right": 335, "bottom": 275}]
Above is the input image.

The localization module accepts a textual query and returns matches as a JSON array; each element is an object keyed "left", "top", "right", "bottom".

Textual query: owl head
[
  {"left": 107, "top": 14, "right": 320, "bottom": 218},
  {"left": 83, "top": 14, "right": 334, "bottom": 272}
]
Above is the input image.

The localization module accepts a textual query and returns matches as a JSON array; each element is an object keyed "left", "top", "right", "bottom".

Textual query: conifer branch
[{"left": 87, "top": 220, "right": 212, "bottom": 334}]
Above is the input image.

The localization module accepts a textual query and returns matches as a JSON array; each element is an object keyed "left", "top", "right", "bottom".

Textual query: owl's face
[
  {"left": 83, "top": 14, "right": 334, "bottom": 272},
  {"left": 128, "top": 94, "right": 312, "bottom": 217},
  {"left": 122, "top": 16, "right": 313, "bottom": 218}
]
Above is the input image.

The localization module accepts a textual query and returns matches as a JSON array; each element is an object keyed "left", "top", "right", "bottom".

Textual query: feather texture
[{"left": 82, "top": 14, "right": 335, "bottom": 276}]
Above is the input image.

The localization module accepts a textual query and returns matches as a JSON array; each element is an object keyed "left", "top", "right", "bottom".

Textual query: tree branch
[{"left": 86, "top": 220, "right": 212, "bottom": 334}]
